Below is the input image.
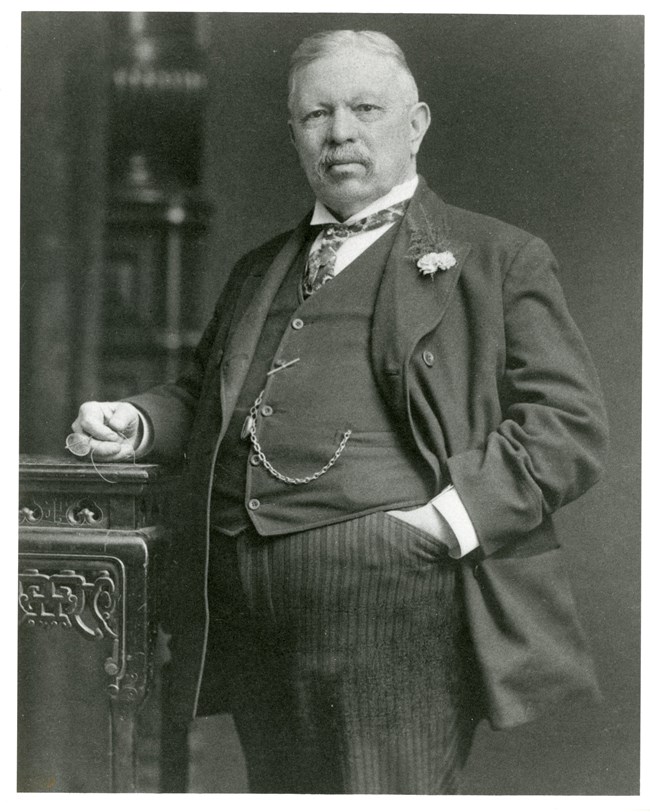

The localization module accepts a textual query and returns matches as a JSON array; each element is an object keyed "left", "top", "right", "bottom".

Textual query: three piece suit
[{"left": 130, "top": 177, "right": 608, "bottom": 792}]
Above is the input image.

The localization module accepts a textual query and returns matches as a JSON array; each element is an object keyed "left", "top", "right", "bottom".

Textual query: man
[{"left": 72, "top": 30, "right": 608, "bottom": 794}]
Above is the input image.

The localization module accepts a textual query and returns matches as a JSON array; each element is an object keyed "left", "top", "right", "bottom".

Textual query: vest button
[
  {"left": 422, "top": 350, "right": 434, "bottom": 367},
  {"left": 248, "top": 498, "right": 261, "bottom": 511},
  {"left": 260, "top": 404, "right": 274, "bottom": 417},
  {"left": 291, "top": 318, "right": 304, "bottom": 330},
  {"left": 250, "top": 454, "right": 261, "bottom": 466}
]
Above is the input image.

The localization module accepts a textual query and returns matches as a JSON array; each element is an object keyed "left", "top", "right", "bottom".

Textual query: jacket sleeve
[
  {"left": 446, "top": 236, "right": 609, "bottom": 556},
  {"left": 125, "top": 256, "right": 252, "bottom": 465},
  {"left": 124, "top": 229, "right": 295, "bottom": 464}
]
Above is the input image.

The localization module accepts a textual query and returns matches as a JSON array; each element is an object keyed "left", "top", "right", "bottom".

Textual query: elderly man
[{"left": 72, "top": 30, "right": 607, "bottom": 794}]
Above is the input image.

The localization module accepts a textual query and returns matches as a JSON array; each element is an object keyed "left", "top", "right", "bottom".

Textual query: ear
[{"left": 408, "top": 102, "right": 431, "bottom": 157}]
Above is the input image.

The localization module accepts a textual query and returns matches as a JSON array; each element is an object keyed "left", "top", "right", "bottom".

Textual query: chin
[{"left": 319, "top": 179, "right": 372, "bottom": 210}]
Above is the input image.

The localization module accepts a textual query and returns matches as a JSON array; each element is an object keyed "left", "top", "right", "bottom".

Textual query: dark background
[{"left": 21, "top": 13, "right": 642, "bottom": 794}]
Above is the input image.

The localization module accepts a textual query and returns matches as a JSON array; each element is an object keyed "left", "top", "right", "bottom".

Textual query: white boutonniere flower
[
  {"left": 405, "top": 206, "right": 456, "bottom": 279},
  {"left": 416, "top": 251, "right": 456, "bottom": 278}
]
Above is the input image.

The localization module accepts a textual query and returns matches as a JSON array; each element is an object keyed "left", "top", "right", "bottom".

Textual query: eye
[
  {"left": 302, "top": 109, "right": 327, "bottom": 123},
  {"left": 354, "top": 104, "right": 383, "bottom": 120}
]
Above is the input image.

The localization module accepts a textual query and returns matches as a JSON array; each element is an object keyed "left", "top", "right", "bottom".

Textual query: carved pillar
[
  {"left": 101, "top": 12, "right": 212, "bottom": 399},
  {"left": 18, "top": 456, "right": 169, "bottom": 792}
]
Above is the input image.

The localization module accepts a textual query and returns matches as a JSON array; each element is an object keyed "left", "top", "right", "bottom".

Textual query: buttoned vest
[{"left": 211, "top": 225, "right": 436, "bottom": 536}]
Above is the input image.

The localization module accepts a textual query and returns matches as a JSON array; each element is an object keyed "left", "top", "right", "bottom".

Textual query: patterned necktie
[{"left": 302, "top": 200, "right": 408, "bottom": 298}]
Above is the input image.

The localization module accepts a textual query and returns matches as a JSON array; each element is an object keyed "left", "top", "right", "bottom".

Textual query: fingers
[
  {"left": 88, "top": 438, "right": 136, "bottom": 462},
  {"left": 106, "top": 402, "right": 140, "bottom": 440},
  {"left": 72, "top": 402, "right": 123, "bottom": 442}
]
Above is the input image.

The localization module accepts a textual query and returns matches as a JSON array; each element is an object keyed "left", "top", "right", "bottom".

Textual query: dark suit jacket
[{"left": 131, "top": 177, "right": 608, "bottom": 726}]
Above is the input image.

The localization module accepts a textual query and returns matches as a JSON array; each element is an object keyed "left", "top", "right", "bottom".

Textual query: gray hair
[{"left": 287, "top": 30, "right": 419, "bottom": 113}]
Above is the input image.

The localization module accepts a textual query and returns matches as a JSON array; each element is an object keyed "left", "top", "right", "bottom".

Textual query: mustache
[{"left": 318, "top": 147, "right": 372, "bottom": 172}]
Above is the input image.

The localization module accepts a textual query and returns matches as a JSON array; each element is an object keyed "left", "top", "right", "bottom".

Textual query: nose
[{"left": 328, "top": 107, "right": 358, "bottom": 144}]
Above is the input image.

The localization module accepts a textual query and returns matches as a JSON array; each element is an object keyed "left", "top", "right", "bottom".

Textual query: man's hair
[{"left": 287, "top": 30, "right": 419, "bottom": 113}]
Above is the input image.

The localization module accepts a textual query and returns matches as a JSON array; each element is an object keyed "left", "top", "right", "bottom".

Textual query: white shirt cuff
[
  {"left": 133, "top": 408, "right": 153, "bottom": 459},
  {"left": 431, "top": 486, "right": 480, "bottom": 559}
]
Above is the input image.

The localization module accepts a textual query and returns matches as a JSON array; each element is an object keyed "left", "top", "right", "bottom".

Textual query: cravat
[{"left": 302, "top": 200, "right": 408, "bottom": 298}]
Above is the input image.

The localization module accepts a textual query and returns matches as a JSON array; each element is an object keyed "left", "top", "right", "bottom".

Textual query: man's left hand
[{"left": 387, "top": 503, "right": 460, "bottom": 556}]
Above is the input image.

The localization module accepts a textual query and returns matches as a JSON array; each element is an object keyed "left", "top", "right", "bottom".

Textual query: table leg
[{"left": 110, "top": 700, "right": 138, "bottom": 792}]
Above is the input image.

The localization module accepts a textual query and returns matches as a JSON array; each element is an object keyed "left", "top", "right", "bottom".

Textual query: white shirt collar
[{"left": 310, "top": 176, "right": 419, "bottom": 226}]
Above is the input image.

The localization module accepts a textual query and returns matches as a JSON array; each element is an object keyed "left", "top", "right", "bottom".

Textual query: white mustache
[{"left": 319, "top": 149, "right": 371, "bottom": 172}]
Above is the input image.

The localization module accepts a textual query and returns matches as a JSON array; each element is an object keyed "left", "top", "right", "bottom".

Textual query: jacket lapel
[
  {"left": 219, "top": 216, "right": 311, "bottom": 432},
  {"left": 371, "top": 178, "right": 471, "bottom": 409}
]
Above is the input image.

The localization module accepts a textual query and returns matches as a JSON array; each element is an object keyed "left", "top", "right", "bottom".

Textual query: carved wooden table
[{"left": 18, "top": 455, "right": 168, "bottom": 792}]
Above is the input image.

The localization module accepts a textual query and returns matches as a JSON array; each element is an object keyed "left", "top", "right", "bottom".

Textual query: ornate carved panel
[
  {"left": 19, "top": 564, "right": 118, "bottom": 639},
  {"left": 18, "top": 553, "right": 131, "bottom": 697},
  {"left": 20, "top": 494, "right": 107, "bottom": 528}
]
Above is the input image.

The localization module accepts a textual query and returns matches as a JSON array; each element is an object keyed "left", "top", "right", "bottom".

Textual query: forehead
[{"left": 292, "top": 48, "right": 403, "bottom": 105}]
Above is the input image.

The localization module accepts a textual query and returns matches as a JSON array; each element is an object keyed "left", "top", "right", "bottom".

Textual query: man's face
[{"left": 289, "top": 48, "right": 430, "bottom": 220}]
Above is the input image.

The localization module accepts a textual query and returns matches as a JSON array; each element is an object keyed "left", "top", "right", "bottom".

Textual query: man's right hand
[{"left": 70, "top": 401, "right": 142, "bottom": 461}]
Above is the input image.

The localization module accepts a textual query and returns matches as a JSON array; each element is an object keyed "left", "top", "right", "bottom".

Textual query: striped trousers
[{"left": 205, "top": 512, "right": 479, "bottom": 794}]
